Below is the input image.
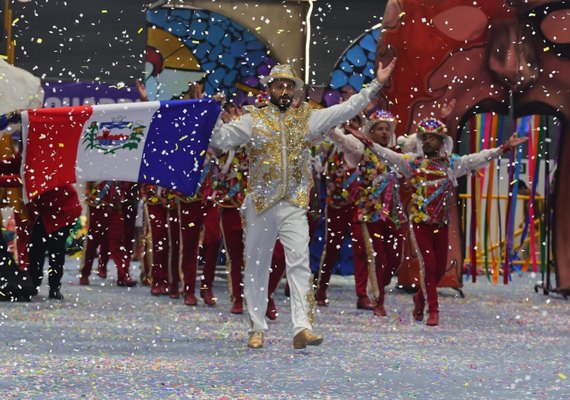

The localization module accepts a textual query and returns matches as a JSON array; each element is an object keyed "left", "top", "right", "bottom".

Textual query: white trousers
[{"left": 242, "top": 197, "right": 315, "bottom": 335}]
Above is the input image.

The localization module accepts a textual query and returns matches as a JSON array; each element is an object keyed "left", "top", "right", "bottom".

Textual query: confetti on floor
[{"left": 0, "top": 260, "right": 568, "bottom": 399}]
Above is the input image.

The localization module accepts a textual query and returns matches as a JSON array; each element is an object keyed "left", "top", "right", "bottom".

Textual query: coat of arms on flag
[{"left": 82, "top": 117, "right": 146, "bottom": 155}]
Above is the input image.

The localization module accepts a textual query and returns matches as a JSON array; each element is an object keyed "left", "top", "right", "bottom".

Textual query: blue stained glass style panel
[
  {"left": 322, "top": 27, "right": 380, "bottom": 107},
  {"left": 145, "top": 8, "right": 277, "bottom": 103}
]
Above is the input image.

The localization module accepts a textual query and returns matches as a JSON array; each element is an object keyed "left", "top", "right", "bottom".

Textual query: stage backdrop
[
  {"left": 144, "top": 7, "right": 282, "bottom": 105},
  {"left": 377, "top": 0, "right": 570, "bottom": 293}
]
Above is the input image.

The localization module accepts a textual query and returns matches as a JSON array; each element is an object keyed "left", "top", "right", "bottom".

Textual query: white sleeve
[
  {"left": 370, "top": 143, "right": 414, "bottom": 177},
  {"left": 451, "top": 148, "right": 503, "bottom": 179},
  {"left": 209, "top": 113, "right": 253, "bottom": 152},
  {"left": 306, "top": 80, "right": 383, "bottom": 143},
  {"left": 326, "top": 127, "right": 364, "bottom": 168}
]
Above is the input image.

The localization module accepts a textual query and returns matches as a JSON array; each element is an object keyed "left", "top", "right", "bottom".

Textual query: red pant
[
  {"left": 220, "top": 207, "right": 243, "bottom": 301},
  {"left": 167, "top": 208, "right": 180, "bottom": 290},
  {"left": 99, "top": 235, "right": 110, "bottom": 271},
  {"left": 412, "top": 223, "right": 449, "bottom": 313},
  {"left": 350, "top": 223, "right": 369, "bottom": 299},
  {"left": 80, "top": 205, "right": 132, "bottom": 280},
  {"left": 307, "top": 209, "right": 319, "bottom": 241},
  {"left": 179, "top": 201, "right": 221, "bottom": 294},
  {"left": 316, "top": 204, "right": 368, "bottom": 299},
  {"left": 94, "top": 201, "right": 138, "bottom": 273},
  {"left": 122, "top": 200, "right": 138, "bottom": 259},
  {"left": 363, "top": 219, "right": 404, "bottom": 306},
  {"left": 201, "top": 202, "right": 221, "bottom": 290},
  {"left": 146, "top": 204, "right": 169, "bottom": 287}
]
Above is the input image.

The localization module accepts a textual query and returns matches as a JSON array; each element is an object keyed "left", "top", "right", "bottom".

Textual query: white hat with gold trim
[{"left": 259, "top": 64, "right": 304, "bottom": 90}]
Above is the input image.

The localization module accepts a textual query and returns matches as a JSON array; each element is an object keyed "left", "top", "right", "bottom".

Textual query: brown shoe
[
  {"left": 140, "top": 272, "right": 151, "bottom": 286},
  {"left": 356, "top": 296, "right": 374, "bottom": 310},
  {"left": 426, "top": 311, "right": 439, "bottom": 326},
  {"left": 200, "top": 288, "right": 217, "bottom": 306},
  {"left": 413, "top": 295, "right": 425, "bottom": 321},
  {"left": 373, "top": 304, "right": 387, "bottom": 317},
  {"left": 230, "top": 300, "right": 243, "bottom": 314},
  {"left": 79, "top": 276, "right": 90, "bottom": 286},
  {"left": 247, "top": 331, "right": 264, "bottom": 349},
  {"left": 184, "top": 292, "right": 198, "bottom": 306},
  {"left": 266, "top": 297, "right": 277, "bottom": 320},
  {"left": 293, "top": 329, "right": 324, "bottom": 349}
]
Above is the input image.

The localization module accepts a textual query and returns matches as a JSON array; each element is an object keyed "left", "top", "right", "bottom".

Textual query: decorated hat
[
  {"left": 364, "top": 109, "right": 398, "bottom": 147},
  {"left": 416, "top": 117, "right": 453, "bottom": 155},
  {"left": 259, "top": 64, "right": 304, "bottom": 91},
  {"left": 367, "top": 110, "right": 397, "bottom": 132},
  {"left": 417, "top": 118, "right": 447, "bottom": 138}
]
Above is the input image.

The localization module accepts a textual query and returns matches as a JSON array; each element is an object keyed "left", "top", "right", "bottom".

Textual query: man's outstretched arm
[
  {"left": 452, "top": 133, "right": 528, "bottom": 178},
  {"left": 209, "top": 113, "right": 253, "bottom": 152},
  {"left": 326, "top": 127, "right": 365, "bottom": 168},
  {"left": 370, "top": 143, "right": 413, "bottom": 177}
]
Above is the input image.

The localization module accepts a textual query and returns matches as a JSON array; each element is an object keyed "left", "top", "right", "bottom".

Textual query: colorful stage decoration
[
  {"left": 377, "top": 0, "right": 570, "bottom": 294},
  {"left": 144, "top": 7, "right": 278, "bottom": 104},
  {"left": 319, "top": 28, "right": 380, "bottom": 107},
  {"left": 460, "top": 113, "right": 555, "bottom": 285}
]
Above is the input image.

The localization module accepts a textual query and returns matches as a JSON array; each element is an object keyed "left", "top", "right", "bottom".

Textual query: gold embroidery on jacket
[{"left": 248, "top": 103, "right": 313, "bottom": 213}]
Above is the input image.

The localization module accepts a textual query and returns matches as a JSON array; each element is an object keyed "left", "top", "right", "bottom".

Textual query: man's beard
[
  {"left": 270, "top": 94, "right": 292, "bottom": 112},
  {"left": 422, "top": 143, "right": 438, "bottom": 157}
]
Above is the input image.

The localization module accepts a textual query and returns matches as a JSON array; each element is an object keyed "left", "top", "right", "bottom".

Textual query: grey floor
[{"left": 0, "top": 259, "right": 569, "bottom": 400}]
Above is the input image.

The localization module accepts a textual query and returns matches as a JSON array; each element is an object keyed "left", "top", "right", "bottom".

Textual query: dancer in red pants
[
  {"left": 211, "top": 145, "right": 248, "bottom": 313},
  {"left": 177, "top": 158, "right": 221, "bottom": 306},
  {"left": 356, "top": 111, "right": 406, "bottom": 317},
  {"left": 314, "top": 111, "right": 407, "bottom": 316},
  {"left": 372, "top": 117, "right": 527, "bottom": 325},
  {"left": 142, "top": 185, "right": 179, "bottom": 296},
  {"left": 79, "top": 181, "right": 136, "bottom": 287},
  {"left": 92, "top": 182, "right": 139, "bottom": 280},
  {"left": 314, "top": 117, "right": 373, "bottom": 310}
]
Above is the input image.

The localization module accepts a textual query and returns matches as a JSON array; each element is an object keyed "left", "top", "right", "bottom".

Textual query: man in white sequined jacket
[{"left": 209, "top": 60, "right": 396, "bottom": 349}]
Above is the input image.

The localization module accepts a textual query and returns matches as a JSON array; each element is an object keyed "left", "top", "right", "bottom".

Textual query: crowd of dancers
[{"left": 0, "top": 61, "right": 527, "bottom": 349}]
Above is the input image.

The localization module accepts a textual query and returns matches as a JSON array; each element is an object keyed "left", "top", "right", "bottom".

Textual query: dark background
[{"left": 3, "top": 0, "right": 387, "bottom": 86}]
